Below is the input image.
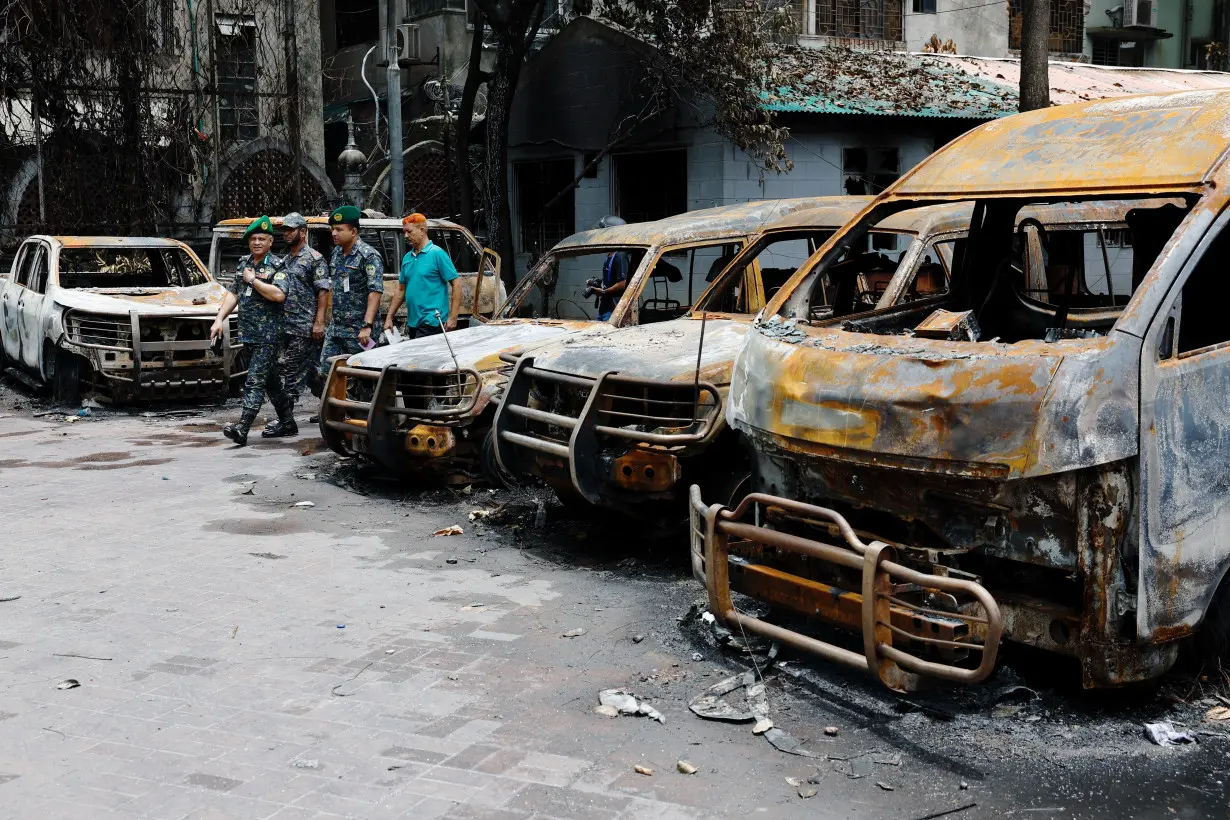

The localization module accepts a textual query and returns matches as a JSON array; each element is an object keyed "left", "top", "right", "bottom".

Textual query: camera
[{"left": 581, "top": 277, "right": 602, "bottom": 300}]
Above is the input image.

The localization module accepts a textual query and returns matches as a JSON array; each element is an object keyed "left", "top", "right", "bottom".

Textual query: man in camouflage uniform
[
  {"left": 209, "top": 216, "right": 293, "bottom": 446},
  {"left": 318, "top": 205, "right": 383, "bottom": 384},
  {"left": 264, "top": 212, "right": 329, "bottom": 438}
]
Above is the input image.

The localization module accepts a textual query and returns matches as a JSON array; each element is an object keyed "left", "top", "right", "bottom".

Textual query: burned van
[{"left": 691, "top": 90, "right": 1230, "bottom": 690}]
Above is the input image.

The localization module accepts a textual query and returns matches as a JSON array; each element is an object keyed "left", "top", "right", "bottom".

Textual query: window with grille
[
  {"left": 516, "top": 159, "right": 576, "bottom": 257},
  {"left": 215, "top": 15, "right": 258, "bottom": 143},
  {"left": 813, "top": 0, "right": 904, "bottom": 41},
  {"left": 1007, "top": 0, "right": 1084, "bottom": 54},
  {"left": 912, "top": 0, "right": 936, "bottom": 13}
]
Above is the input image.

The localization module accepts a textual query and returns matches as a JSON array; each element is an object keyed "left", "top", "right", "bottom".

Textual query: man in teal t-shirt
[{"left": 384, "top": 212, "right": 460, "bottom": 340}]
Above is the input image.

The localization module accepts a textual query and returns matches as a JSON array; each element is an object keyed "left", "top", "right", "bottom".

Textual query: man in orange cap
[{"left": 384, "top": 213, "right": 460, "bottom": 340}]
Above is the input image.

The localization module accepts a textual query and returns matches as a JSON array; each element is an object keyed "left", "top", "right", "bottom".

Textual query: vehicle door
[
  {"left": 1138, "top": 207, "right": 1230, "bottom": 642},
  {"left": 1, "top": 244, "right": 34, "bottom": 363},
  {"left": 17, "top": 242, "right": 51, "bottom": 371}
]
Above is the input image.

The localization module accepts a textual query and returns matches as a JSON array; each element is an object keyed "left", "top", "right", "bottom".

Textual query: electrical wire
[
  {"left": 361, "top": 44, "right": 384, "bottom": 154},
  {"left": 923, "top": 0, "right": 1007, "bottom": 14}
]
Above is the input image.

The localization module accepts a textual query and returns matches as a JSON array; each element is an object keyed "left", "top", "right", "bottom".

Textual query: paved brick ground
[{"left": 0, "top": 406, "right": 956, "bottom": 820}]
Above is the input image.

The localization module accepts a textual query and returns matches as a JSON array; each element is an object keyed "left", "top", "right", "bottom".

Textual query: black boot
[
  {"left": 262, "top": 398, "right": 299, "bottom": 438},
  {"left": 223, "top": 408, "right": 259, "bottom": 446}
]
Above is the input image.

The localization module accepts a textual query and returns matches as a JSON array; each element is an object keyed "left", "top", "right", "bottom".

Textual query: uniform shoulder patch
[
  {"left": 365, "top": 263, "right": 376, "bottom": 275},
  {"left": 274, "top": 272, "right": 287, "bottom": 281}
]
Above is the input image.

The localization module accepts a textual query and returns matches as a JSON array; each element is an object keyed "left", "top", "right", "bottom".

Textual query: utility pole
[{"left": 385, "top": 0, "right": 404, "bottom": 217}]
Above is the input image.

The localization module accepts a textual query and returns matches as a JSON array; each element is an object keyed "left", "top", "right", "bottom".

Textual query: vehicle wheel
[
  {"left": 480, "top": 428, "right": 516, "bottom": 489},
  {"left": 52, "top": 349, "right": 81, "bottom": 404},
  {"left": 1196, "top": 571, "right": 1230, "bottom": 661}
]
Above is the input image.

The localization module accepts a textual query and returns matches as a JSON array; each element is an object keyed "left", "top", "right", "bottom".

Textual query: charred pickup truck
[
  {"left": 0, "top": 236, "right": 238, "bottom": 403},
  {"left": 319, "top": 200, "right": 831, "bottom": 483},
  {"left": 692, "top": 90, "right": 1230, "bottom": 691},
  {"left": 491, "top": 197, "right": 911, "bottom": 517},
  {"left": 210, "top": 214, "right": 506, "bottom": 328}
]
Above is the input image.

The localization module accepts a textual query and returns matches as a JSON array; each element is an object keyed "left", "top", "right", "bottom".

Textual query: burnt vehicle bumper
[
  {"left": 696, "top": 445, "right": 1184, "bottom": 688},
  {"left": 688, "top": 485, "right": 1003, "bottom": 692},
  {"left": 62, "top": 310, "right": 242, "bottom": 402},
  {"left": 493, "top": 356, "right": 722, "bottom": 512},
  {"left": 319, "top": 357, "right": 486, "bottom": 481}
]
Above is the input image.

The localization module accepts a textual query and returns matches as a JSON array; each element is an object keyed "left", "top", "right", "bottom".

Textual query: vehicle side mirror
[
  {"left": 472, "top": 248, "right": 503, "bottom": 322},
  {"left": 1159, "top": 315, "right": 1175, "bottom": 360}
]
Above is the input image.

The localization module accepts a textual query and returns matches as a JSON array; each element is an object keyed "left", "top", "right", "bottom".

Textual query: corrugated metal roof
[{"left": 764, "top": 47, "right": 1230, "bottom": 119}]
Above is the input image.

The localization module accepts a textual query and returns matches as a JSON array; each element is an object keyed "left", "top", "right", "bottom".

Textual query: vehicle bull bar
[
  {"left": 493, "top": 355, "right": 720, "bottom": 502},
  {"left": 688, "top": 485, "right": 1003, "bottom": 691}
]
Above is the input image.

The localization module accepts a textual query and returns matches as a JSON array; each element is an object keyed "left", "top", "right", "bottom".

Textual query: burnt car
[
  {"left": 318, "top": 199, "right": 833, "bottom": 483},
  {"left": 209, "top": 214, "right": 506, "bottom": 328},
  {"left": 691, "top": 90, "right": 1230, "bottom": 691},
  {"left": 0, "top": 236, "right": 238, "bottom": 403}
]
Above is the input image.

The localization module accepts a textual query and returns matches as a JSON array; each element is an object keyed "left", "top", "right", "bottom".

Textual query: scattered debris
[
  {"left": 232, "top": 626, "right": 239, "bottom": 639},
  {"left": 292, "top": 501, "right": 315, "bottom": 508},
  {"left": 910, "top": 802, "right": 978, "bottom": 820},
  {"left": 677, "top": 760, "right": 697, "bottom": 775},
  {"left": 468, "top": 509, "right": 492, "bottom": 522},
  {"left": 291, "top": 759, "right": 320, "bottom": 770},
  {"left": 634, "top": 765, "right": 653, "bottom": 776},
  {"left": 824, "top": 726, "right": 840, "bottom": 736},
  {"left": 295, "top": 472, "right": 317, "bottom": 480},
  {"left": 691, "top": 652, "right": 703, "bottom": 662},
  {"left": 633, "top": 634, "right": 645, "bottom": 644},
  {"left": 764, "top": 727, "right": 818, "bottom": 758},
  {"left": 1144, "top": 722, "right": 1196, "bottom": 746},
  {"left": 595, "top": 704, "right": 619, "bottom": 718},
  {"left": 446, "top": 558, "right": 458, "bottom": 565},
  {"left": 562, "top": 628, "right": 586, "bottom": 638},
  {"left": 798, "top": 784, "right": 818, "bottom": 799},
  {"left": 52, "top": 653, "right": 111, "bottom": 661},
  {"left": 433, "top": 525, "right": 464, "bottom": 536},
  {"left": 55, "top": 679, "right": 80, "bottom": 690},
  {"left": 689, "top": 672, "right": 760, "bottom": 722},
  {"left": 874, "top": 754, "right": 901, "bottom": 766},
  {"left": 0, "top": 596, "right": 20, "bottom": 603},
  {"left": 597, "top": 689, "right": 665, "bottom": 724},
  {"left": 1206, "top": 706, "right": 1230, "bottom": 722},
  {"left": 877, "top": 781, "right": 895, "bottom": 791},
  {"left": 533, "top": 499, "right": 547, "bottom": 530},
  {"left": 240, "top": 486, "right": 255, "bottom": 495},
  {"left": 752, "top": 718, "right": 773, "bottom": 735},
  {"left": 249, "top": 552, "right": 286, "bottom": 560}
]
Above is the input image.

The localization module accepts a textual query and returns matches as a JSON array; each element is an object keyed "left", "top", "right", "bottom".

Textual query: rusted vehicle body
[
  {"left": 0, "top": 236, "right": 238, "bottom": 403},
  {"left": 318, "top": 199, "right": 831, "bottom": 483},
  {"left": 209, "top": 215, "right": 506, "bottom": 327},
  {"left": 692, "top": 90, "right": 1230, "bottom": 690}
]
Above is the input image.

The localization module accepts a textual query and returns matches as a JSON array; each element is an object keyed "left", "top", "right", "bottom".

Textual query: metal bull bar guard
[{"left": 689, "top": 486, "right": 1003, "bottom": 691}]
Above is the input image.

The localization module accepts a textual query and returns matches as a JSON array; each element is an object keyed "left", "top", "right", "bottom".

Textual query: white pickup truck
[{"left": 0, "top": 236, "right": 240, "bottom": 403}]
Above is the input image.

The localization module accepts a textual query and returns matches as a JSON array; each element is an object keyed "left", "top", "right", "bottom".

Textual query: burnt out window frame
[
  {"left": 515, "top": 158, "right": 576, "bottom": 258},
  {"left": 635, "top": 238, "right": 747, "bottom": 322},
  {"left": 613, "top": 149, "right": 688, "bottom": 225},
  {"left": 1170, "top": 215, "right": 1230, "bottom": 359},
  {"left": 215, "top": 14, "right": 259, "bottom": 145},
  {"left": 494, "top": 244, "right": 651, "bottom": 321}
]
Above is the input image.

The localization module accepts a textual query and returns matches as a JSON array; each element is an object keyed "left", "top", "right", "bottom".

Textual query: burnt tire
[
  {"left": 52, "top": 348, "right": 81, "bottom": 404},
  {"left": 480, "top": 428, "right": 516, "bottom": 489}
]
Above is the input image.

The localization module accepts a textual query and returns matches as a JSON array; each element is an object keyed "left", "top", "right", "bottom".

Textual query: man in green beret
[
  {"left": 317, "top": 205, "right": 383, "bottom": 386},
  {"left": 210, "top": 216, "right": 294, "bottom": 446}
]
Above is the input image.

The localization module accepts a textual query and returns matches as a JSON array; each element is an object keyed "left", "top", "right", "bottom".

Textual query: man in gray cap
[{"left": 264, "top": 212, "right": 330, "bottom": 437}]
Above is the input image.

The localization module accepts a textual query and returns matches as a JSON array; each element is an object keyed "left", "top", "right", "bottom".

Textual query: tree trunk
[
  {"left": 455, "top": 14, "right": 486, "bottom": 232},
  {"left": 1019, "top": 0, "right": 1051, "bottom": 112},
  {"left": 482, "top": 39, "right": 521, "bottom": 290}
]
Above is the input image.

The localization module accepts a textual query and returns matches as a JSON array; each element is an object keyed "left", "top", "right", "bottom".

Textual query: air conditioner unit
[
  {"left": 1124, "top": 0, "right": 1158, "bottom": 28},
  {"left": 395, "top": 23, "right": 420, "bottom": 63}
]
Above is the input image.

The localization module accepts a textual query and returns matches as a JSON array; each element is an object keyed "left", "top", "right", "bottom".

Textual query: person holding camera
[{"left": 594, "top": 250, "right": 628, "bottom": 321}]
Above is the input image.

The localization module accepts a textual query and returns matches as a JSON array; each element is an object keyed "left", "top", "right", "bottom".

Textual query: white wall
[{"left": 902, "top": 0, "right": 1009, "bottom": 57}]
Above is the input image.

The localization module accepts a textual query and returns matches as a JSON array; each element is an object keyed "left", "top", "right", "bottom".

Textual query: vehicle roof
[
  {"left": 892, "top": 89, "right": 1230, "bottom": 197},
  {"left": 35, "top": 236, "right": 196, "bottom": 249},
  {"left": 213, "top": 216, "right": 468, "bottom": 232},
  {"left": 759, "top": 199, "right": 968, "bottom": 235},
  {"left": 554, "top": 198, "right": 856, "bottom": 250}
]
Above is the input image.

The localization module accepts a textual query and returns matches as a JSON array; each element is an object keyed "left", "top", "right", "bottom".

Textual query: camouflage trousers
[
  {"left": 277, "top": 333, "right": 322, "bottom": 404},
  {"left": 241, "top": 342, "right": 289, "bottom": 414},
  {"left": 318, "top": 333, "right": 363, "bottom": 383}
]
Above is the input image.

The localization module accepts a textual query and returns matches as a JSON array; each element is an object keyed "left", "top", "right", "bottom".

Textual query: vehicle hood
[
  {"left": 728, "top": 321, "right": 1139, "bottom": 479},
  {"left": 525, "top": 316, "right": 754, "bottom": 385},
  {"left": 52, "top": 283, "right": 228, "bottom": 316},
  {"left": 346, "top": 319, "right": 603, "bottom": 373}
]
